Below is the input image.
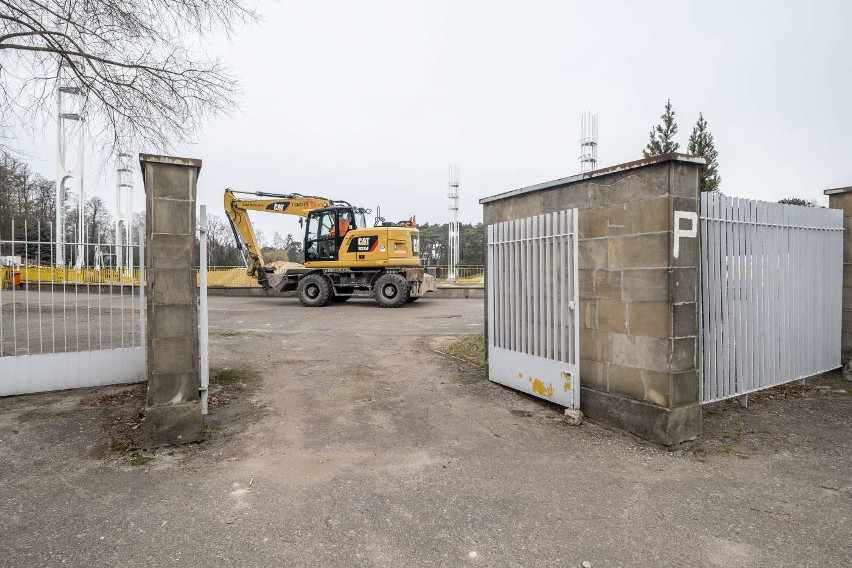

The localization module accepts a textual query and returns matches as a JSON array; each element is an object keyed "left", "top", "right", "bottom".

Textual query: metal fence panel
[
  {"left": 487, "top": 210, "right": 580, "bottom": 409},
  {"left": 699, "top": 194, "right": 843, "bottom": 403},
  {"left": 0, "top": 222, "right": 146, "bottom": 396}
]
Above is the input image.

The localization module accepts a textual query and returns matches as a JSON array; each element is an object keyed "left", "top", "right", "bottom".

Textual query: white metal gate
[
  {"left": 699, "top": 193, "right": 843, "bottom": 403},
  {"left": 487, "top": 210, "right": 580, "bottom": 409},
  {"left": 0, "top": 224, "right": 146, "bottom": 396}
]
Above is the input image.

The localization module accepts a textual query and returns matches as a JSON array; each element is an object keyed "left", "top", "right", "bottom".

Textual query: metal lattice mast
[
  {"left": 115, "top": 152, "right": 133, "bottom": 272},
  {"left": 447, "top": 164, "right": 460, "bottom": 282},
  {"left": 579, "top": 111, "right": 598, "bottom": 173},
  {"left": 56, "top": 59, "right": 86, "bottom": 267}
]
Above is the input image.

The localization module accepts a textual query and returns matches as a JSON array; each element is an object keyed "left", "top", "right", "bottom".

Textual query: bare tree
[
  {"left": 0, "top": 0, "right": 257, "bottom": 153},
  {"left": 206, "top": 212, "right": 240, "bottom": 266}
]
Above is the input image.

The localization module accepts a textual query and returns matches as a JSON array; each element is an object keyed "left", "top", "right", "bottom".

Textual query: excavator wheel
[
  {"left": 298, "top": 274, "right": 332, "bottom": 307},
  {"left": 373, "top": 273, "right": 410, "bottom": 308}
]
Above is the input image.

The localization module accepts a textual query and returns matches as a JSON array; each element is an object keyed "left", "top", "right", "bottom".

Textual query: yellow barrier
[
  {"left": 15, "top": 266, "right": 140, "bottom": 285},
  {"left": 7, "top": 265, "right": 484, "bottom": 288}
]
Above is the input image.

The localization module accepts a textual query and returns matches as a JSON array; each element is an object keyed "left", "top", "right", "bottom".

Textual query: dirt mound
[{"left": 266, "top": 261, "right": 303, "bottom": 272}]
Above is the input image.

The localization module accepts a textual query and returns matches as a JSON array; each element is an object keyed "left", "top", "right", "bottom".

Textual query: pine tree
[
  {"left": 687, "top": 113, "right": 721, "bottom": 192},
  {"left": 643, "top": 99, "right": 680, "bottom": 157}
]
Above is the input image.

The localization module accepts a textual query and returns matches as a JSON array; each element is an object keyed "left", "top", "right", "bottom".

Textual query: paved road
[{"left": 1, "top": 296, "right": 850, "bottom": 567}]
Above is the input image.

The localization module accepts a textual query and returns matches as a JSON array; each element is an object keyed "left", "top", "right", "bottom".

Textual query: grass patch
[
  {"left": 211, "top": 368, "right": 260, "bottom": 390},
  {"left": 212, "top": 369, "right": 246, "bottom": 386},
  {"left": 436, "top": 334, "right": 486, "bottom": 368},
  {"left": 128, "top": 451, "right": 153, "bottom": 466}
]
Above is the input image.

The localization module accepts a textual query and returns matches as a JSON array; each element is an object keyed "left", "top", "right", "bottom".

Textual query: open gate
[{"left": 486, "top": 210, "right": 580, "bottom": 409}]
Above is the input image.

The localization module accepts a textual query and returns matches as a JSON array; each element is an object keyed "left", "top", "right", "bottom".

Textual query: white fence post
[
  {"left": 138, "top": 225, "right": 146, "bottom": 352},
  {"left": 198, "top": 205, "right": 210, "bottom": 415}
]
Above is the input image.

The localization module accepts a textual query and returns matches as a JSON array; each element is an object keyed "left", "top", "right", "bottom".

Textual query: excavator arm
[{"left": 224, "top": 189, "right": 341, "bottom": 287}]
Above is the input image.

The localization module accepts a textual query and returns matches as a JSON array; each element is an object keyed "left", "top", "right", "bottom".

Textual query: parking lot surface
[{"left": 1, "top": 296, "right": 850, "bottom": 567}]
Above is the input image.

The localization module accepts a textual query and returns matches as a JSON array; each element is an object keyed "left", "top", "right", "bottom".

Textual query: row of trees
[
  {"left": 0, "top": 152, "right": 118, "bottom": 253},
  {"left": 642, "top": 99, "right": 721, "bottom": 193},
  {"left": 204, "top": 214, "right": 306, "bottom": 266},
  {"left": 418, "top": 223, "right": 485, "bottom": 266}
]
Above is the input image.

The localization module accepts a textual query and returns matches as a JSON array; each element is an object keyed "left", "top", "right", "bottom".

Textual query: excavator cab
[{"left": 305, "top": 206, "right": 366, "bottom": 261}]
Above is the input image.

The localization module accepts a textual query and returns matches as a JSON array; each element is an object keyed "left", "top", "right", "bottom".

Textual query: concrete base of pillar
[
  {"left": 141, "top": 403, "right": 204, "bottom": 448},
  {"left": 580, "top": 387, "right": 702, "bottom": 445}
]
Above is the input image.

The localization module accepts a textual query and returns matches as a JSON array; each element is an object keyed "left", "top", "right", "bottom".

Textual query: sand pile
[{"left": 265, "top": 261, "right": 304, "bottom": 288}]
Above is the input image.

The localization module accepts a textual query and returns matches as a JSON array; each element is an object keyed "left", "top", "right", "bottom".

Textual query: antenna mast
[
  {"left": 447, "top": 164, "right": 460, "bottom": 282},
  {"left": 115, "top": 152, "right": 134, "bottom": 272},
  {"left": 56, "top": 59, "right": 85, "bottom": 267},
  {"left": 579, "top": 111, "right": 598, "bottom": 173}
]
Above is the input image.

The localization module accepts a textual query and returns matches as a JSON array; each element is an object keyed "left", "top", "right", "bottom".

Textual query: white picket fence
[
  {"left": 698, "top": 193, "right": 843, "bottom": 403},
  {"left": 0, "top": 224, "right": 146, "bottom": 396},
  {"left": 487, "top": 210, "right": 580, "bottom": 409}
]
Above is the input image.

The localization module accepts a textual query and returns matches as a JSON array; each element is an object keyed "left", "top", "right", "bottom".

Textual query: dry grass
[{"left": 433, "top": 334, "right": 486, "bottom": 368}]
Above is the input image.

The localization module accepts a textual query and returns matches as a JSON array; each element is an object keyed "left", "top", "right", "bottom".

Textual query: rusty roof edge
[
  {"left": 479, "top": 153, "right": 707, "bottom": 204},
  {"left": 139, "top": 153, "right": 203, "bottom": 168},
  {"left": 824, "top": 186, "right": 852, "bottom": 195}
]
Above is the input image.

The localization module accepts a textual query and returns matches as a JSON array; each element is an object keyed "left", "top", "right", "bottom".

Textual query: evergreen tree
[
  {"left": 687, "top": 113, "right": 721, "bottom": 192},
  {"left": 643, "top": 99, "right": 680, "bottom": 157}
]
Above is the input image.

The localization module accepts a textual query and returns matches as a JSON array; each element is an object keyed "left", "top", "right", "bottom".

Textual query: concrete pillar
[
  {"left": 481, "top": 154, "right": 705, "bottom": 445},
  {"left": 140, "top": 154, "right": 204, "bottom": 446},
  {"left": 825, "top": 186, "right": 852, "bottom": 374}
]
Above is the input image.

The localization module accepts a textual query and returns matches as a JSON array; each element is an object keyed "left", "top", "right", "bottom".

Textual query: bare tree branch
[{"left": 0, "top": 0, "right": 257, "bottom": 155}]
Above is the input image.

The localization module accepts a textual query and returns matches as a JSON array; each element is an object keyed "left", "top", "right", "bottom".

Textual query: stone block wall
[
  {"left": 140, "top": 154, "right": 204, "bottom": 447},
  {"left": 481, "top": 154, "right": 705, "bottom": 444},
  {"left": 825, "top": 186, "right": 852, "bottom": 363}
]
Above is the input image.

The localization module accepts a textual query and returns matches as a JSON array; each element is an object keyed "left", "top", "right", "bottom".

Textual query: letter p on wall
[{"left": 673, "top": 211, "right": 698, "bottom": 259}]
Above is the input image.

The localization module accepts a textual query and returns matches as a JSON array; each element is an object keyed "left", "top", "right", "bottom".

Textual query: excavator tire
[
  {"left": 298, "top": 274, "right": 332, "bottom": 307},
  {"left": 373, "top": 273, "right": 410, "bottom": 308}
]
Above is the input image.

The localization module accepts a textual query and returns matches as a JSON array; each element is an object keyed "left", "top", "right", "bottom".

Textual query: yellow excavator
[{"left": 224, "top": 189, "right": 437, "bottom": 307}]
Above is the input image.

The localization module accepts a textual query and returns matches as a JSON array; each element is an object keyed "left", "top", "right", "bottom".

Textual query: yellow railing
[
  {"left": 3, "top": 264, "right": 486, "bottom": 289},
  {"left": 4, "top": 265, "right": 140, "bottom": 285},
  {"left": 431, "top": 265, "right": 484, "bottom": 284},
  {"left": 2, "top": 265, "right": 253, "bottom": 288}
]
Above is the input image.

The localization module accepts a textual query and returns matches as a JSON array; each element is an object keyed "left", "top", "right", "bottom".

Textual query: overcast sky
[{"left": 16, "top": 0, "right": 852, "bottom": 243}]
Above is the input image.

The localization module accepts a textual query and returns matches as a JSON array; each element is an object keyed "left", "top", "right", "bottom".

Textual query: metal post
[
  {"left": 198, "top": 205, "right": 210, "bottom": 415},
  {"left": 137, "top": 225, "right": 146, "bottom": 347},
  {"left": 56, "top": 59, "right": 85, "bottom": 268},
  {"left": 115, "top": 152, "right": 134, "bottom": 273},
  {"left": 448, "top": 164, "right": 460, "bottom": 282}
]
